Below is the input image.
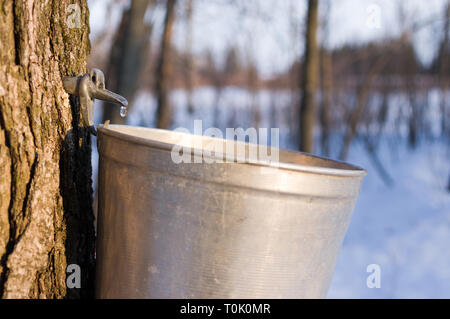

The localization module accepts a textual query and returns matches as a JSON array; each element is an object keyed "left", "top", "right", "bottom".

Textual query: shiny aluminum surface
[{"left": 96, "top": 125, "right": 366, "bottom": 298}]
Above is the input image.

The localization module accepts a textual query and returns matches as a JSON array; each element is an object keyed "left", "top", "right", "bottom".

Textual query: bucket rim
[{"left": 97, "top": 124, "right": 367, "bottom": 178}]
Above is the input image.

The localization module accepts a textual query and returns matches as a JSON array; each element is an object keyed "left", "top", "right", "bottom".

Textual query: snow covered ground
[
  {"left": 92, "top": 87, "right": 450, "bottom": 298},
  {"left": 328, "top": 138, "right": 450, "bottom": 298}
]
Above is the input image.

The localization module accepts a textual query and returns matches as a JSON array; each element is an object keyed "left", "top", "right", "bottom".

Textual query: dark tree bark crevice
[{"left": 12, "top": 3, "right": 21, "bottom": 66}]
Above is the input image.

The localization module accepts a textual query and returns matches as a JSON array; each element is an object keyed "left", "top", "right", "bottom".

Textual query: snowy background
[{"left": 328, "top": 135, "right": 450, "bottom": 298}]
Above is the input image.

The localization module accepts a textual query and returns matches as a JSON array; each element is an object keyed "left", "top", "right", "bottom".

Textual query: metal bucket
[{"left": 95, "top": 125, "right": 366, "bottom": 298}]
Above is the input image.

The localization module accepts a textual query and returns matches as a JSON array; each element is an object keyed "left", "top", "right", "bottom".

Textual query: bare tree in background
[
  {"left": 103, "top": 0, "right": 154, "bottom": 125},
  {"left": 247, "top": 57, "right": 260, "bottom": 128},
  {"left": 396, "top": 4, "right": 424, "bottom": 150},
  {"left": 205, "top": 51, "right": 223, "bottom": 128},
  {"left": 339, "top": 51, "right": 389, "bottom": 160},
  {"left": 184, "top": 0, "right": 195, "bottom": 114},
  {"left": 299, "top": 0, "right": 319, "bottom": 153},
  {"left": 338, "top": 3, "right": 440, "bottom": 161},
  {"left": 287, "top": 0, "right": 301, "bottom": 145},
  {"left": 439, "top": 2, "right": 450, "bottom": 191},
  {"left": 319, "top": 0, "right": 333, "bottom": 157},
  {"left": 211, "top": 46, "right": 241, "bottom": 128},
  {"left": 400, "top": 3, "right": 439, "bottom": 150},
  {"left": 438, "top": 2, "right": 450, "bottom": 137},
  {"left": 156, "top": 0, "right": 177, "bottom": 129},
  {"left": 361, "top": 86, "right": 394, "bottom": 186}
]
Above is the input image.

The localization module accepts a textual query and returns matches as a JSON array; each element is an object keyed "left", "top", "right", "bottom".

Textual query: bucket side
[{"left": 95, "top": 131, "right": 363, "bottom": 299}]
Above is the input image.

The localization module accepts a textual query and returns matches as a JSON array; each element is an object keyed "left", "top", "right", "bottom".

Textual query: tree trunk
[
  {"left": 156, "top": 0, "right": 177, "bottom": 129},
  {"left": 447, "top": 171, "right": 450, "bottom": 192},
  {"left": 184, "top": 0, "right": 195, "bottom": 114},
  {"left": 299, "top": 0, "right": 319, "bottom": 153},
  {"left": 440, "top": 2, "right": 450, "bottom": 192},
  {"left": 319, "top": 0, "right": 332, "bottom": 157},
  {"left": 0, "top": 0, "right": 95, "bottom": 298},
  {"left": 102, "top": 0, "right": 154, "bottom": 125},
  {"left": 319, "top": 48, "right": 332, "bottom": 157},
  {"left": 339, "top": 55, "right": 388, "bottom": 160}
]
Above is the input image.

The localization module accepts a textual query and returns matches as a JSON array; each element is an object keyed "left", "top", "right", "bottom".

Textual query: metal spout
[
  {"left": 90, "top": 87, "right": 128, "bottom": 108},
  {"left": 63, "top": 68, "right": 128, "bottom": 134}
]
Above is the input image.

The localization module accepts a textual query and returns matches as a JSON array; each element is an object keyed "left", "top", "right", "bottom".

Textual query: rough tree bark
[
  {"left": 156, "top": 0, "right": 177, "bottom": 129},
  {"left": 102, "top": 0, "right": 153, "bottom": 125},
  {"left": 0, "top": 0, "right": 95, "bottom": 298},
  {"left": 299, "top": 0, "right": 319, "bottom": 153}
]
